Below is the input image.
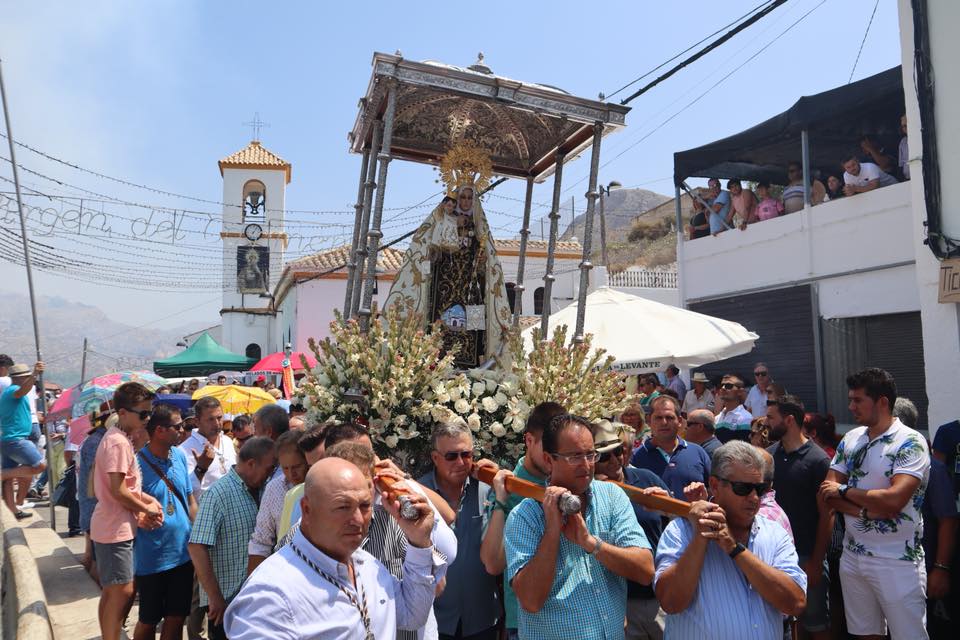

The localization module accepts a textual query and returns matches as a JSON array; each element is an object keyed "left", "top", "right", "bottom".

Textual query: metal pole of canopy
[
  {"left": 513, "top": 176, "right": 535, "bottom": 326},
  {"left": 573, "top": 123, "right": 604, "bottom": 344},
  {"left": 350, "top": 121, "right": 382, "bottom": 320},
  {"left": 674, "top": 185, "right": 687, "bottom": 309},
  {"left": 359, "top": 80, "right": 398, "bottom": 334},
  {"left": 801, "top": 129, "right": 811, "bottom": 207},
  {"left": 343, "top": 146, "right": 371, "bottom": 321},
  {"left": 539, "top": 149, "right": 566, "bottom": 337}
]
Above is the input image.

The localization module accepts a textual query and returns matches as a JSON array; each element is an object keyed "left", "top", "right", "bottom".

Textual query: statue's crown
[{"left": 439, "top": 141, "right": 493, "bottom": 197}]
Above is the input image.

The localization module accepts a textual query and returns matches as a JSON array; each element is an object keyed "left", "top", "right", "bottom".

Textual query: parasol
[
  {"left": 248, "top": 351, "right": 317, "bottom": 373},
  {"left": 522, "top": 287, "right": 758, "bottom": 374},
  {"left": 47, "top": 385, "right": 78, "bottom": 418},
  {"left": 71, "top": 371, "right": 169, "bottom": 418},
  {"left": 191, "top": 384, "right": 276, "bottom": 415}
]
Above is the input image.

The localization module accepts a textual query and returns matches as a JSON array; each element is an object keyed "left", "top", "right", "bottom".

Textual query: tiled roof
[
  {"left": 218, "top": 141, "right": 292, "bottom": 183},
  {"left": 286, "top": 244, "right": 407, "bottom": 275},
  {"left": 493, "top": 238, "right": 582, "bottom": 254}
]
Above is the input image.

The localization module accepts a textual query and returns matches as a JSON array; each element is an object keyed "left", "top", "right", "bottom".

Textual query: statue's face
[
  {"left": 458, "top": 189, "right": 474, "bottom": 210},
  {"left": 442, "top": 199, "right": 455, "bottom": 214}
]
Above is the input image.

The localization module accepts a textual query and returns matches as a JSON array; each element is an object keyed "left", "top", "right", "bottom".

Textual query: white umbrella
[{"left": 521, "top": 287, "right": 759, "bottom": 374}]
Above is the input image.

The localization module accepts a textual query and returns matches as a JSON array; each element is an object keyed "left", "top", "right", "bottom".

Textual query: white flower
[
  {"left": 485, "top": 379, "right": 497, "bottom": 393},
  {"left": 393, "top": 414, "right": 408, "bottom": 427},
  {"left": 384, "top": 435, "right": 399, "bottom": 449},
  {"left": 511, "top": 420, "right": 524, "bottom": 433},
  {"left": 490, "top": 421, "right": 507, "bottom": 437},
  {"left": 494, "top": 391, "right": 508, "bottom": 406},
  {"left": 437, "top": 392, "right": 451, "bottom": 404},
  {"left": 471, "top": 382, "right": 486, "bottom": 398},
  {"left": 454, "top": 398, "right": 471, "bottom": 414},
  {"left": 481, "top": 396, "right": 499, "bottom": 413},
  {"left": 467, "top": 413, "right": 481, "bottom": 431}
]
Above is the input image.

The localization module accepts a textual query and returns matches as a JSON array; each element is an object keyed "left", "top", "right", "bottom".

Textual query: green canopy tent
[{"left": 153, "top": 332, "right": 256, "bottom": 378}]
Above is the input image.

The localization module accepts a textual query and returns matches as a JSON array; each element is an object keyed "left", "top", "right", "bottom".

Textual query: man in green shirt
[{"left": 480, "top": 401, "right": 566, "bottom": 640}]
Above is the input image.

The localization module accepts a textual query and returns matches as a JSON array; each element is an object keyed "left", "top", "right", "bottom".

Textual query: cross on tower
[{"left": 243, "top": 112, "right": 270, "bottom": 142}]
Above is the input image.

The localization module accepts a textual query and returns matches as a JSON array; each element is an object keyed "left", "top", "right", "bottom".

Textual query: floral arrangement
[
  {"left": 509, "top": 324, "right": 633, "bottom": 420},
  {"left": 295, "top": 303, "right": 460, "bottom": 466},
  {"left": 296, "top": 304, "right": 633, "bottom": 472},
  {"left": 435, "top": 368, "right": 531, "bottom": 468}
]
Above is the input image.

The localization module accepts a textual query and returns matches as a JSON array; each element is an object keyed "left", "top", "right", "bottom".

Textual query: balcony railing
[{"left": 608, "top": 266, "right": 678, "bottom": 289}]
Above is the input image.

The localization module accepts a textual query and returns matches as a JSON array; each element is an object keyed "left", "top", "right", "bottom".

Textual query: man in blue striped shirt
[{"left": 655, "top": 441, "right": 806, "bottom": 640}]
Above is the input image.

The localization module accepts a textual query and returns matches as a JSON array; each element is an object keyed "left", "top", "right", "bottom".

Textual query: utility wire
[
  {"left": 618, "top": 0, "right": 789, "bottom": 105},
  {"left": 848, "top": 0, "right": 880, "bottom": 83},
  {"left": 605, "top": 0, "right": 775, "bottom": 100}
]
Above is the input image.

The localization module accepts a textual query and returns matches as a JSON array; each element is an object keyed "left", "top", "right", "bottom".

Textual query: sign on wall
[{"left": 938, "top": 258, "right": 960, "bottom": 304}]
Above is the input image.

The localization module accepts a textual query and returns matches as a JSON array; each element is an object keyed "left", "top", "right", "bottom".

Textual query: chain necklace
[{"left": 290, "top": 543, "right": 374, "bottom": 640}]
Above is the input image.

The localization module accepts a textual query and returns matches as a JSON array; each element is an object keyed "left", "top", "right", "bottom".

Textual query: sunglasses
[
  {"left": 686, "top": 420, "right": 705, "bottom": 427},
  {"left": 441, "top": 450, "right": 474, "bottom": 462},
  {"left": 766, "top": 399, "right": 779, "bottom": 407},
  {"left": 754, "top": 371, "right": 768, "bottom": 377},
  {"left": 166, "top": 421, "right": 186, "bottom": 431},
  {"left": 129, "top": 409, "right": 152, "bottom": 421},
  {"left": 720, "top": 383, "right": 742, "bottom": 390},
  {"left": 597, "top": 450, "right": 616, "bottom": 463},
  {"left": 235, "top": 434, "right": 253, "bottom": 445},
  {"left": 715, "top": 476, "right": 771, "bottom": 497}
]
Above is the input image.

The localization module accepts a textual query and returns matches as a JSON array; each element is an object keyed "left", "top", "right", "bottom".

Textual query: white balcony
[{"left": 681, "top": 181, "right": 915, "bottom": 302}]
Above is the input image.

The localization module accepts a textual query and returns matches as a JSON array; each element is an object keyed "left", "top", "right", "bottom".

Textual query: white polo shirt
[{"left": 179, "top": 428, "right": 237, "bottom": 499}]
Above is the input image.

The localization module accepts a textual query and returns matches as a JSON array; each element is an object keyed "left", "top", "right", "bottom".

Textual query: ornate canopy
[{"left": 348, "top": 53, "right": 630, "bottom": 182}]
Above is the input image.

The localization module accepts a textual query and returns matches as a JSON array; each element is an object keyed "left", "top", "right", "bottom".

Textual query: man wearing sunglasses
[
  {"left": 91, "top": 382, "right": 164, "bottom": 640},
  {"left": 418, "top": 422, "right": 501, "bottom": 640},
  {"left": 744, "top": 363, "right": 772, "bottom": 420},
  {"left": 507, "top": 415, "right": 653, "bottom": 640},
  {"left": 655, "top": 441, "right": 806, "bottom": 639},
  {"left": 715, "top": 374, "right": 753, "bottom": 443}
]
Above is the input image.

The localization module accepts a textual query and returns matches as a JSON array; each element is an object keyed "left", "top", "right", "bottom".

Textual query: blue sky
[{"left": 0, "top": 0, "right": 902, "bottom": 328}]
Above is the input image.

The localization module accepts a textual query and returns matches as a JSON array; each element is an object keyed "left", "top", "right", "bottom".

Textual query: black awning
[{"left": 674, "top": 66, "right": 904, "bottom": 185}]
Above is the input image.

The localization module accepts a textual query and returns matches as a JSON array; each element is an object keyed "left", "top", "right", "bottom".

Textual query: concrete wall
[
  {"left": 898, "top": 0, "right": 960, "bottom": 434},
  {"left": 281, "top": 277, "right": 391, "bottom": 350},
  {"left": 497, "top": 253, "right": 583, "bottom": 316},
  {"left": 682, "top": 182, "right": 914, "bottom": 302},
  {"left": 609, "top": 286, "right": 680, "bottom": 307}
]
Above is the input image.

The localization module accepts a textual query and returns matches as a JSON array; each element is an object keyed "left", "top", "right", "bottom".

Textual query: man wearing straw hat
[{"left": 0, "top": 361, "right": 46, "bottom": 520}]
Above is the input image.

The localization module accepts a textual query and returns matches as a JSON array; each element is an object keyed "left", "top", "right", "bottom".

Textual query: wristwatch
[
  {"left": 838, "top": 484, "right": 850, "bottom": 498},
  {"left": 589, "top": 537, "right": 604, "bottom": 557},
  {"left": 729, "top": 542, "right": 747, "bottom": 559}
]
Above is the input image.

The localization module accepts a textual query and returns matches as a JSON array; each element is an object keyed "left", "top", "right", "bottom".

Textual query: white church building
[{"left": 209, "top": 139, "right": 676, "bottom": 358}]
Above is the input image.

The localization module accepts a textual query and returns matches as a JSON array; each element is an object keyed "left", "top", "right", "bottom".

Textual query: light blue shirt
[
  {"left": 708, "top": 190, "right": 732, "bottom": 234},
  {"left": 506, "top": 480, "right": 651, "bottom": 640},
  {"left": 654, "top": 515, "right": 806, "bottom": 640},
  {"left": 224, "top": 528, "right": 441, "bottom": 640}
]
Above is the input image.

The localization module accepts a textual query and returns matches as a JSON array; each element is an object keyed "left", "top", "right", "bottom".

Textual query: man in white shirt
[
  {"left": 744, "top": 363, "right": 771, "bottom": 420},
  {"left": 842, "top": 156, "right": 898, "bottom": 196},
  {"left": 180, "top": 397, "right": 236, "bottom": 499},
  {"left": 224, "top": 457, "right": 441, "bottom": 640},
  {"left": 681, "top": 372, "right": 715, "bottom": 414},
  {"left": 819, "top": 368, "right": 930, "bottom": 639}
]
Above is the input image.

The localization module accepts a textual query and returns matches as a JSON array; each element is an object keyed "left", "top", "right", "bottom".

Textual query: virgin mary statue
[{"left": 385, "top": 143, "right": 512, "bottom": 368}]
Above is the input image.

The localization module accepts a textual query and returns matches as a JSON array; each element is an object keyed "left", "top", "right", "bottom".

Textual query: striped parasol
[{"left": 72, "top": 370, "right": 169, "bottom": 418}]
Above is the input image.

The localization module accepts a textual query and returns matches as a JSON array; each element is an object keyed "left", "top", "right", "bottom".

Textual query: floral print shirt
[{"left": 830, "top": 418, "right": 930, "bottom": 561}]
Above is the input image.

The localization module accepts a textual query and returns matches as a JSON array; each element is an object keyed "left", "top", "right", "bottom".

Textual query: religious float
[{"left": 295, "top": 52, "right": 637, "bottom": 470}]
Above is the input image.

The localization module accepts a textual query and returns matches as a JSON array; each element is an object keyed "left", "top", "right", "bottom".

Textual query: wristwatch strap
[{"left": 729, "top": 542, "right": 747, "bottom": 559}]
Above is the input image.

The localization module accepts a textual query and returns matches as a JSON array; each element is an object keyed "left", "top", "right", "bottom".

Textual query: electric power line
[{"left": 848, "top": 0, "right": 881, "bottom": 83}]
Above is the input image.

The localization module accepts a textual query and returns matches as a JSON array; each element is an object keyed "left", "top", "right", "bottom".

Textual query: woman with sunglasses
[{"left": 658, "top": 441, "right": 806, "bottom": 639}]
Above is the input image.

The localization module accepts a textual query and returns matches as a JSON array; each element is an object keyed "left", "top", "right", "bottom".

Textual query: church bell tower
[{"left": 217, "top": 136, "right": 292, "bottom": 361}]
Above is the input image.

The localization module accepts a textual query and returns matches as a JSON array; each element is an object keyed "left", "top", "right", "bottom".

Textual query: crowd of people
[
  {"left": 1, "top": 352, "right": 958, "bottom": 640},
  {"left": 687, "top": 115, "right": 911, "bottom": 240}
]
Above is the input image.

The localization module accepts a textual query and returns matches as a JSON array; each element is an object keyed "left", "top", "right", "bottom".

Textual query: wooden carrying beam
[{"left": 473, "top": 466, "right": 691, "bottom": 517}]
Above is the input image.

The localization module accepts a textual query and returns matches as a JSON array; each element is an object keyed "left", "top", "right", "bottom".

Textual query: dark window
[
  {"left": 534, "top": 287, "right": 545, "bottom": 316},
  {"left": 245, "top": 343, "right": 262, "bottom": 361},
  {"left": 506, "top": 283, "right": 517, "bottom": 313}
]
